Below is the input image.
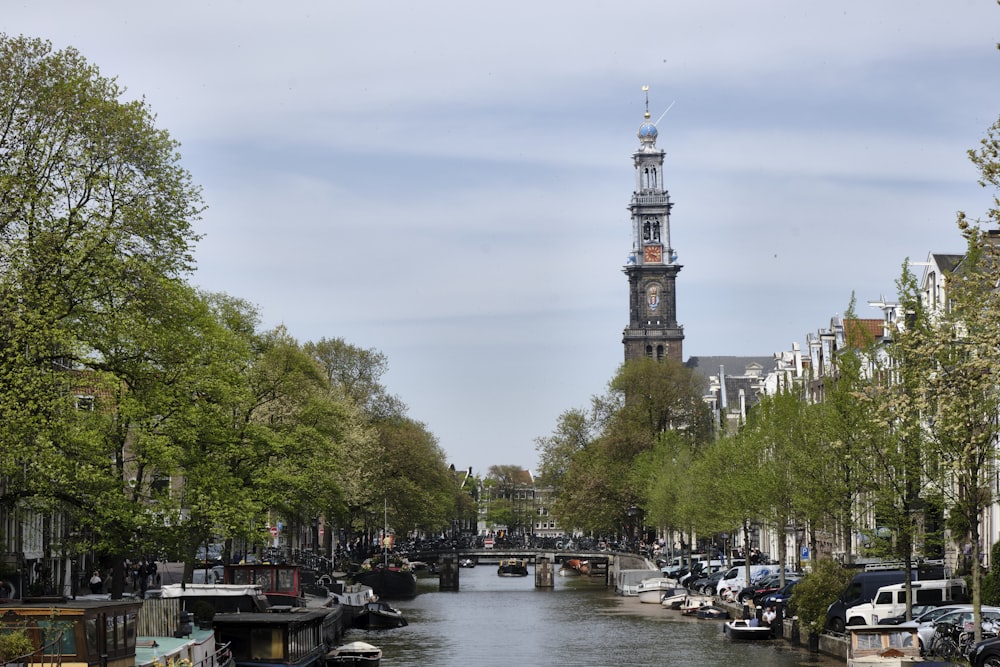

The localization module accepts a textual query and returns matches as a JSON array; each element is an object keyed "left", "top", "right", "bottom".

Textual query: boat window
[
  {"left": 887, "top": 631, "right": 914, "bottom": 648},
  {"left": 856, "top": 633, "right": 882, "bottom": 651},
  {"left": 254, "top": 570, "right": 274, "bottom": 591},
  {"left": 249, "top": 628, "right": 282, "bottom": 660},
  {"left": 124, "top": 611, "right": 137, "bottom": 650},
  {"left": 39, "top": 619, "right": 77, "bottom": 656},
  {"left": 277, "top": 569, "right": 295, "bottom": 592}
]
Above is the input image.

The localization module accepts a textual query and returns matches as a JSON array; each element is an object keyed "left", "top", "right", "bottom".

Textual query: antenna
[{"left": 654, "top": 101, "right": 675, "bottom": 126}]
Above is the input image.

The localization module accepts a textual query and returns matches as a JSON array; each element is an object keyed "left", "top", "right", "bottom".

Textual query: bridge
[{"left": 409, "top": 548, "right": 655, "bottom": 585}]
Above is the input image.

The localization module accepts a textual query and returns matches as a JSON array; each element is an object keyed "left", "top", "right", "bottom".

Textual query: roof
[
  {"left": 686, "top": 356, "right": 778, "bottom": 378},
  {"left": 843, "top": 318, "right": 884, "bottom": 348}
]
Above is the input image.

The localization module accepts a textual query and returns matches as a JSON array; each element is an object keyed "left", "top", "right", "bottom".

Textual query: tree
[{"left": 0, "top": 33, "right": 205, "bottom": 594}]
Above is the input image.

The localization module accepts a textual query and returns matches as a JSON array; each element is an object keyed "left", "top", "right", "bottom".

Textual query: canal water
[{"left": 345, "top": 564, "right": 844, "bottom": 667}]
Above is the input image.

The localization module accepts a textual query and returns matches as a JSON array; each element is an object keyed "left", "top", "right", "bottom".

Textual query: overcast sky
[{"left": 6, "top": 1, "right": 1000, "bottom": 476}]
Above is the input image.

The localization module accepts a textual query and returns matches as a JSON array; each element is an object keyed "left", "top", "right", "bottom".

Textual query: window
[{"left": 75, "top": 395, "right": 95, "bottom": 411}]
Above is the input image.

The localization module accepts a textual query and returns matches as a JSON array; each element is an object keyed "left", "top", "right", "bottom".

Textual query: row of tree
[
  {"left": 0, "top": 35, "right": 468, "bottom": 593},
  {"left": 537, "top": 114, "right": 1000, "bottom": 636}
]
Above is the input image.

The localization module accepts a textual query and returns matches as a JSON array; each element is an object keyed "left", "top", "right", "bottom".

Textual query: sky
[{"left": 5, "top": 1, "right": 1000, "bottom": 476}]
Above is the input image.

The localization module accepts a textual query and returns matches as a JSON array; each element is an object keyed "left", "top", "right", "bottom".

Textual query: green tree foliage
[
  {"left": 547, "top": 358, "right": 710, "bottom": 536},
  {"left": 0, "top": 629, "right": 34, "bottom": 663},
  {"left": 982, "top": 540, "right": 1000, "bottom": 607},
  {"left": 789, "top": 558, "right": 853, "bottom": 636},
  {"left": 0, "top": 33, "right": 206, "bottom": 592}
]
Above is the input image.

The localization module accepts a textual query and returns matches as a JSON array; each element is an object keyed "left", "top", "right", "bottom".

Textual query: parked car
[
  {"left": 696, "top": 570, "right": 726, "bottom": 595},
  {"left": 919, "top": 607, "right": 1000, "bottom": 656},
  {"left": 877, "top": 603, "right": 946, "bottom": 625},
  {"left": 969, "top": 634, "right": 1000, "bottom": 667},
  {"left": 758, "top": 579, "right": 799, "bottom": 608},
  {"left": 739, "top": 573, "right": 795, "bottom": 603}
]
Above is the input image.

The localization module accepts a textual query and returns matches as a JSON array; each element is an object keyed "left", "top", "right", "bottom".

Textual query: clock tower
[{"left": 622, "top": 88, "right": 684, "bottom": 363}]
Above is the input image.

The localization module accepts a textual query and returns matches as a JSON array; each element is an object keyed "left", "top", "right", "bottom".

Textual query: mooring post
[
  {"left": 535, "top": 556, "right": 554, "bottom": 588},
  {"left": 438, "top": 556, "right": 459, "bottom": 591}
]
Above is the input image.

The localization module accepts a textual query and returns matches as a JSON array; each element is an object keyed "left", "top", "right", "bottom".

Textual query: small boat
[
  {"left": 636, "top": 578, "right": 683, "bottom": 604},
  {"left": 845, "top": 624, "right": 922, "bottom": 667},
  {"left": 498, "top": 558, "right": 530, "bottom": 577},
  {"left": 458, "top": 558, "right": 476, "bottom": 568},
  {"left": 352, "top": 600, "right": 408, "bottom": 630},
  {"left": 558, "top": 558, "right": 590, "bottom": 577},
  {"left": 696, "top": 605, "right": 731, "bottom": 620},
  {"left": 679, "top": 595, "right": 714, "bottom": 615},
  {"left": 327, "top": 640, "right": 382, "bottom": 666},
  {"left": 723, "top": 618, "right": 773, "bottom": 640},
  {"left": 661, "top": 590, "right": 688, "bottom": 609}
]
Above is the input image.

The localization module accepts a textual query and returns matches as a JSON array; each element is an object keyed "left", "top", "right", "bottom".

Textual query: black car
[
  {"left": 758, "top": 580, "right": 799, "bottom": 607},
  {"left": 969, "top": 635, "right": 1000, "bottom": 667}
]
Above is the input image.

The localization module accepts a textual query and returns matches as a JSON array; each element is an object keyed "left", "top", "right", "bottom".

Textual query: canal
[{"left": 345, "top": 563, "right": 844, "bottom": 667}]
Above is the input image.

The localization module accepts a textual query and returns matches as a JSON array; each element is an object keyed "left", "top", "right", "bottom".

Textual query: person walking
[{"left": 89, "top": 571, "right": 103, "bottom": 594}]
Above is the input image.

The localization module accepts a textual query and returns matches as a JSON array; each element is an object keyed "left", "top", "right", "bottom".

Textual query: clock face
[{"left": 643, "top": 245, "right": 663, "bottom": 263}]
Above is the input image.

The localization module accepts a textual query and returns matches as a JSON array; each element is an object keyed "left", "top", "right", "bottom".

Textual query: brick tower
[{"left": 622, "top": 87, "right": 684, "bottom": 362}]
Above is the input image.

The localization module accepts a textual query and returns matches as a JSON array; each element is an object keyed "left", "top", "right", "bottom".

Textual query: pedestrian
[
  {"left": 763, "top": 606, "right": 777, "bottom": 637},
  {"left": 89, "top": 570, "right": 103, "bottom": 594}
]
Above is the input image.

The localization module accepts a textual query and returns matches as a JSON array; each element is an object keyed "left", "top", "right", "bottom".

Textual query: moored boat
[
  {"left": 352, "top": 564, "right": 417, "bottom": 600},
  {"left": 635, "top": 578, "right": 683, "bottom": 604},
  {"left": 661, "top": 590, "right": 688, "bottom": 609},
  {"left": 323, "top": 580, "right": 377, "bottom": 627},
  {"left": 213, "top": 607, "right": 337, "bottom": 667},
  {"left": 352, "top": 600, "right": 408, "bottom": 630},
  {"left": 497, "top": 558, "right": 530, "bottom": 577},
  {"left": 679, "top": 595, "right": 714, "bottom": 615},
  {"left": 224, "top": 562, "right": 307, "bottom": 607},
  {"left": 0, "top": 597, "right": 143, "bottom": 667},
  {"left": 845, "top": 624, "right": 922, "bottom": 667},
  {"left": 696, "top": 604, "right": 731, "bottom": 620},
  {"left": 614, "top": 569, "right": 658, "bottom": 596},
  {"left": 458, "top": 558, "right": 476, "bottom": 568},
  {"left": 723, "top": 618, "right": 773, "bottom": 640},
  {"left": 327, "top": 641, "right": 382, "bottom": 666}
]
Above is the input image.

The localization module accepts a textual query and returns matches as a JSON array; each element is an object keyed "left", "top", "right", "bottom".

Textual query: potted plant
[
  {"left": 787, "top": 558, "right": 852, "bottom": 651},
  {"left": 192, "top": 601, "right": 215, "bottom": 629}
]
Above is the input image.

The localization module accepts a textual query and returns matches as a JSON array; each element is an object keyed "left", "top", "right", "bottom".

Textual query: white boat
[
  {"left": 845, "top": 624, "right": 922, "bottom": 666},
  {"left": 635, "top": 578, "right": 684, "bottom": 604},
  {"left": 679, "top": 595, "right": 714, "bottom": 615},
  {"left": 614, "top": 569, "right": 658, "bottom": 596},
  {"left": 723, "top": 618, "right": 773, "bottom": 641},
  {"left": 661, "top": 590, "right": 688, "bottom": 609},
  {"left": 328, "top": 640, "right": 382, "bottom": 666}
]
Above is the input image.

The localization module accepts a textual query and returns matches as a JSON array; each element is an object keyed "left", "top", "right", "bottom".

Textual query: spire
[{"left": 637, "top": 84, "right": 658, "bottom": 147}]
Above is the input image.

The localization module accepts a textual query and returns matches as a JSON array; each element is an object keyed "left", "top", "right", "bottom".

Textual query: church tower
[{"left": 622, "top": 88, "right": 684, "bottom": 363}]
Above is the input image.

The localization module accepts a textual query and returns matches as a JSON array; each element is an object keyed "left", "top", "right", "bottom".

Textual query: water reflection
[{"left": 344, "top": 563, "right": 843, "bottom": 667}]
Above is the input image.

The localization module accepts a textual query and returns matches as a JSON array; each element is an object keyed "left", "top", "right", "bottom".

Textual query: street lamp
[{"left": 626, "top": 506, "right": 639, "bottom": 547}]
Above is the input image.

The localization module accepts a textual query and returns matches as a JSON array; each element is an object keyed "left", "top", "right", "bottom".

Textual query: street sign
[
  {"left": 801, "top": 546, "right": 810, "bottom": 559},
  {"left": 270, "top": 526, "right": 278, "bottom": 537}
]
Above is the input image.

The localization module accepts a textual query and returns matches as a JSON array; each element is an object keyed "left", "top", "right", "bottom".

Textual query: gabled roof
[{"left": 843, "top": 318, "right": 884, "bottom": 348}]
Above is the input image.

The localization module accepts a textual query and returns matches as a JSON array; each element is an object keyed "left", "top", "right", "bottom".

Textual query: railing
[{"left": 0, "top": 622, "right": 65, "bottom": 667}]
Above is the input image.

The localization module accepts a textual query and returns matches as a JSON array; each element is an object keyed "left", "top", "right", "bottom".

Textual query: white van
[
  {"left": 845, "top": 578, "right": 968, "bottom": 626},
  {"left": 716, "top": 564, "right": 777, "bottom": 597}
]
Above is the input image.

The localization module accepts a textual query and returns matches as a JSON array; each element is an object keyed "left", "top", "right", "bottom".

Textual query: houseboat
[
  {"left": 224, "top": 563, "right": 306, "bottom": 608},
  {"left": 0, "top": 597, "right": 142, "bottom": 667},
  {"left": 212, "top": 608, "right": 338, "bottom": 667}
]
